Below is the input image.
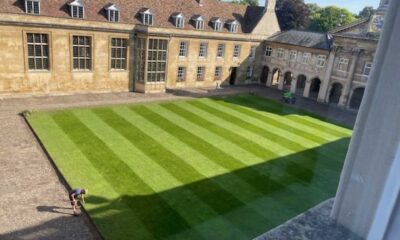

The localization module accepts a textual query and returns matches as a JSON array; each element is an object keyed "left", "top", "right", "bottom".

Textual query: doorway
[{"left": 230, "top": 67, "right": 237, "bottom": 85}]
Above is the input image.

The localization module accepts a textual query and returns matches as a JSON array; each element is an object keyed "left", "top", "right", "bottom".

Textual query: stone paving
[
  {"left": 255, "top": 199, "right": 362, "bottom": 240},
  {"left": 0, "top": 86, "right": 357, "bottom": 240}
]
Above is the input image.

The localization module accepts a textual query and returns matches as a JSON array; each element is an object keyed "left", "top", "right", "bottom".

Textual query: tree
[
  {"left": 231, "top": 0, "right": 259, "bottom": 6},
  {"left": 358, "top": 6, "right": 375, "bottom": 18},
  {"left": 307, "top": 3, "right": 322, "bottom": 16},
  {"left": 276, "top": 0, "right": 310, "bottom": 31},
  {"left": 308, "top": 6, "right": 357, "bottom": 32}
]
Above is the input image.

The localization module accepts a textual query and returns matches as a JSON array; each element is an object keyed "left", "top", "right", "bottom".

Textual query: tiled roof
[
  {"left": 267, "top": 30, "right": 331, "bottom": 50},
  {"left": 0, "top": 0, "right": 265, "bottom": 34}
]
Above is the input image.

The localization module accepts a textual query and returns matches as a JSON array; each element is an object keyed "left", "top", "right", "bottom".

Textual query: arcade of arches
[{"left": 261, "top": 65, "right": 365, "bottom": 109}]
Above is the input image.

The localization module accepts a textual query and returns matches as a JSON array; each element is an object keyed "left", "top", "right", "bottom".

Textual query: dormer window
[
  {"left": 227, "top": 20, "right": 239, "bottom": 33},
  {"left": 140, "top": 9, "right": 153, "bottom": 25},
  {"left": 105, "top": 4, "right": 120, "bottom": 22},
  {"left": 172, "top": 13, "right": 185, "bottom": 28},
  {"left": 69, "top": 0, "right": 84, "bottom": 19},
  {"left": 25, "top": 0, "right": 40, "bottom": 14},
  {"left": 192, "top": 15, "right": 204, "bottom": 30},
  {"left": 211, "top": 17, "right": 223, "bottom": 32}
]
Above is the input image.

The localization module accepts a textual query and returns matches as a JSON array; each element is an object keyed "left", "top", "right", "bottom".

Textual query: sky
[{"left": 259, "top": 0, "right": 380, "bottom": 14}]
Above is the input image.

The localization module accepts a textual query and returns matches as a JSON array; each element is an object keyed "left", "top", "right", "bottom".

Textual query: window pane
[
  {"left": 28, "top": 58, "right": 35, "bottom": 69},
  {"left": 28, "top": 45, "right": 34, "bottom": 57}
]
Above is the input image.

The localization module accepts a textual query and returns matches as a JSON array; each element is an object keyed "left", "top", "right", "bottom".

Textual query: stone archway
[
  {"left": 329, "top": 83, "right": 343, "bottom": 105},
  {"left": 283, "top": 72, "right": 293, "bottom": 91},
  {"left": 260, "top": 66, "right": 269, "bottom": 84},
  {"left": 349, "top": 87, "right": 365, "bottom": 110},
  {"left": 309, "top": 78, "right": 321, "bottom": 100},
  {"left": 296, "top": 75, "right": 307, "bottom": 96},
  {"left": 271, "top": 68, "right": 282, "bottom": 88}
]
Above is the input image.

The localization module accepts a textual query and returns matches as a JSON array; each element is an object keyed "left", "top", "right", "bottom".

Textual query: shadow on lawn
[
  {"left": 1, "top": 138, "right": 350, "bottom": 240},
  {"left": 87, "top": 138, "right": 350, "bottom": 239}
]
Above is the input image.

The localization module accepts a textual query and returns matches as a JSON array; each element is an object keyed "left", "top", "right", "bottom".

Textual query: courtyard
[{"left": 25, "top": 94, "right": 352, "bottom": 239}]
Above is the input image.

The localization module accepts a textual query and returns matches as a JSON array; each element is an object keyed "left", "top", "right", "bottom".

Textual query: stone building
[
  {"left": 0, "top": 0, "right": 280, "bottom": 96},
  {"left": 261, "top": 30, "right": 330, "bottom": 101},
  {"left": 261, "top": 0, "right": 390, "bottom": 110},
  {"left": 0, "top": 0, "right": 390, "bottom": 111}
]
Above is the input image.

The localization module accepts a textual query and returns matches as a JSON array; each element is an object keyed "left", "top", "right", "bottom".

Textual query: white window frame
[
  {"left": 107, "top": 9, "right": 120, "bottom": 22},
  {"left": 179, "top": 41, "right": 188, "bottom": 57},
  {"left": 25, "top": 0, "right": 40, "bottom": 15},
  {"left": 363, "top": 62, "right": 373, "bottom": 76},
  {"left": 214, "top": 21, "right": 222, "bottom": 31},
  {"left": 217, "top": 43, "right": 225, "bottom": 58},
  {"left": 199, "top": 42, "right": 208, "bottom": 58},
  {"left": 246, "top": 66, "right": 253, "bottom": 79},
  {"left": 177, "top": 66, "right": 186, "bottom": 82},
  {"left": 302, "top": 52, "right": 311, "bottom": 64},
  {"left": 317, "top": 55, "right": 326, "bottom": 67},
  {"left": 233, "top": 45, "right": 241, "bottom": 58},
  {"left": 289, "top": 50, "right": 297, "bottom": 62},
  {"left": 214, "top": 66, "right": 222, "bottom": 80},
  {"left": 229, "top": 23, "right": 239, "bottom": 33},
  {"left": 175, "top": 16, "right": 185, "bottom": 28},
  {"left": 265, "top": 47, "right": 273, "bottom": 57},
  {"left": 337, "top": 58, "right": 349, "bottom": 71},
  {"left": 277, "top": 48, "right": 285, "bottom": 58},
  {"left": 142, "top": 13, "right": 153, "bottom": 25},
  {"left": 197, "top": 66, "right": 206, "bottom": 81},
  {"left": 195, "top": 19, "right": 204, "bottom": 30}
]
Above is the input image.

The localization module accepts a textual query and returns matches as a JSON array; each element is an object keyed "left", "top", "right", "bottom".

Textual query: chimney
[
  {"left": 197, "top": 0, "right": 204, "bottom": 7},
  {"left": 265, "top": 0, "right": 276, "bottom": 12}
]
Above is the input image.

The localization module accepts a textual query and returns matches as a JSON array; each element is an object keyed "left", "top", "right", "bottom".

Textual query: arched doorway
[
  {"left": 350, "top": 87, "right": 365, "bottom": 109},
  {"left": 283, "top": 72, "right": 293, "bottom": 91},
  {"left": 260, "top": 66, "right": 269, "bottom": 84},
  {"left": 329, "top": 83, "right": 343, "bottom": 104},
  {"left": 309, "top": 78, "right": 321, "bottom": 100},
  {"left": 271, "top": 68, "right": 281, "bottom": 88},
  {"left": 296, "top": 75, "right": 307, "bottom": 96}
]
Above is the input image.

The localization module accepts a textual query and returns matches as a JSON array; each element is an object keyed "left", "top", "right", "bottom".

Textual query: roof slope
[
  {"left": 0, "top": 0, "right": 265, "bottom": 34},
  {"left": 267, "top": 30, "right": 330, "bottom": 50},
  {"left": 329, "top": 18, "right": 379, "bottom": 40}
]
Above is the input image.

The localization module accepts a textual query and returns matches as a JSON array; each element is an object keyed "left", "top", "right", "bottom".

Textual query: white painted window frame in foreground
[{"left": 368, "top": 143, "right": 400, "bottom": 240}]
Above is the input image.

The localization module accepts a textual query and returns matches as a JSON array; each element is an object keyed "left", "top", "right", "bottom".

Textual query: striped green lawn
[{"left": 27, "top": 95, "right": 352, "bottom": 240}]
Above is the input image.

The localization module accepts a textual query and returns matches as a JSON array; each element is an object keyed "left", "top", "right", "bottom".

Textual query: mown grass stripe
[
  {"left": 132, "top": 105, "right": 288, "bottom": 194},
  {"left": 93, "top": 108, "right": 254, "bottom": 221},
  {"left": 51, "top": 111, "right": 192, "bottom": 239},
  {"left": 188, "top": 100, "right": 345, "bottom": 170},
  {"left": 232, "top": 95, "right": 351, "bottom": 137},
  {"left": 152, "top": 104, "right": 337, "bottom": 199},
  {"left": 106, "top": 106, "right": 276, "bottom": 237},
  {"left": 210, "top": 98, "right": 350, "bottom": 155},
  {"left": 219, "top": 96, "right": 348, "bottom": 142},
  {"left": 173, "top": 102, "right": 342, "bottom": 182},
  {"left": 210, "top": 98, "right": 330, "bottom": 144},
  {"left": 161, "top": 102, "right": 340, "bottom": 194},
  {"left": 28, "top": 114, "right": 154, "bottom": 240},
  {"left": 129, "top": 105, "right": 336, "bottom": 236},
  {"left": 74, "top": 109, "right": 245, "bottom": 239}
]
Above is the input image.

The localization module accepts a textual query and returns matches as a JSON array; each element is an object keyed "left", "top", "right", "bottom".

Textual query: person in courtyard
[{"left": 69, "top": 188, "right": 87, "bottom": 215}]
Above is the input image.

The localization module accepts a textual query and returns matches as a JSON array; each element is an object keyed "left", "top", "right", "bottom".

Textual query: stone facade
[
  {"left": 0, "top": 0, "right": 278, "bottom": 97},
  {"left": 260, "top": 1, "right": 389, "bottom": 110},
  {"left": 0, "top": 0, "right": 389, "bottom": 110}
]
